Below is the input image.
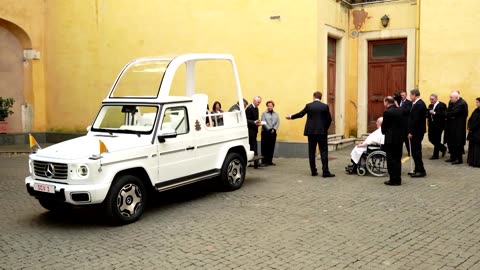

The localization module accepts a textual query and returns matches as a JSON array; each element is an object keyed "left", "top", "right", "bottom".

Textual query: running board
[{"left": 155, "top": 169, "right": 220, "bottom": 192}]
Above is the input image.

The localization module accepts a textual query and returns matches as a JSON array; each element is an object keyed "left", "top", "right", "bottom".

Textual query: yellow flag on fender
[
  {"left": 29, "top": 134, "right": 41, "bottom": 152},
  {"left": 99, "top": 140, "right": 108, "bottom": 154}
]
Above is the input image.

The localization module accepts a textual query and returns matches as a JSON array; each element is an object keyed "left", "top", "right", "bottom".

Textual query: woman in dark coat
[{"left": 467, "top": 97, "right": 480, "bottom": 167}]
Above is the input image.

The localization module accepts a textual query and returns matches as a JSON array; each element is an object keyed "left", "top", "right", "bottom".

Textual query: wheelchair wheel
[
  {"left": 357, "top": 166, "right": 366, "bottom": 176},
  {"left": 366, "top": 150, "right": 388, "bottom": 177}
]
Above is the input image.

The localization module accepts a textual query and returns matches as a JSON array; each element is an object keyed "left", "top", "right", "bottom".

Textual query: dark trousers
[
  {"left": 307, "top": 135, "right": 329, "bottom": 174},
  {"left": 248, "top": 130, "right": 259, "bottom": 164},
  {"left": 411, "top": 134, "right": 426, "bottom": 173},
  {"left": 448, "top": 144, "right": 464, "bottom": 161},
  {"left": 261, "top": 130, "right": 276, "bottom": 164},
  {"left": 384, "top": 143, "right": 403, "bottom": 183},
  {"left": 428, "top": 128, "right": 446, "bottom": 157},
  {"left": 404, "top": 131, "right": 411, "bottom": 156}
]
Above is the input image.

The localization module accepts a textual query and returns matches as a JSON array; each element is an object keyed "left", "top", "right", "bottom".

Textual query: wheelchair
[{"left": 356, "top": 145, "right": 388, "bottom": 177}]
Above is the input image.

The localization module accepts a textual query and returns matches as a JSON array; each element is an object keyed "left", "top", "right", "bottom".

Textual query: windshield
[
  {"left": 110, "top": 59, "right": 171, "bottom": 98},
  {"left": 91, "top": 105, "right": 159, "bottom": 134}
]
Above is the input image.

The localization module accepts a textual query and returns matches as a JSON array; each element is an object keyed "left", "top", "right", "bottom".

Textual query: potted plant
[{"left": 0, "top": 97, "right": 15, "bottom": 133}]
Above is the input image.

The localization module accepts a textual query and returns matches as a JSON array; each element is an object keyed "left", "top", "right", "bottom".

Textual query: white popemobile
[{"left": 25, "top": 54, "right": 254, "bottom": 224}]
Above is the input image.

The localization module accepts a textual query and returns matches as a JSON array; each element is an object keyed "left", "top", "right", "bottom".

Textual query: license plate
[{"left": 33, "top": 183, "right": 55, "bottom": 194}]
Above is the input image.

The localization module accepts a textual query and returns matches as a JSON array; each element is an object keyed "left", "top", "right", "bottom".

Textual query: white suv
[{"left": 25, "top": 54, "right": 254, "bottom": 224}]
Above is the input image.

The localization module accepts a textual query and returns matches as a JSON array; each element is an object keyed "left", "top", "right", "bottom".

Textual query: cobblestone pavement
[{"left": 1, "top": 148, "right": 480, "bottom": 270}]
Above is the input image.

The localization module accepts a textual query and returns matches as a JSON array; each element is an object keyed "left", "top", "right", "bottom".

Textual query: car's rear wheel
[
  {"left": 219, "top": 153, "right": 246, "bottom": 191},
  {"left": 104, "top": 175, "right": 147, "bottom": 225}
]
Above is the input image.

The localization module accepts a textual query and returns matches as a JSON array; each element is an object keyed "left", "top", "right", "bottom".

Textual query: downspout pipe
[{"left": 415, "top": 0, "right": 420, "bottom": 88}]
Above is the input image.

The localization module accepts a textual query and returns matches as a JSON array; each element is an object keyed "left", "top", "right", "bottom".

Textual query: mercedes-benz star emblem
[{"left": 44, "top": 163, "right": 55, "bottom": 178}]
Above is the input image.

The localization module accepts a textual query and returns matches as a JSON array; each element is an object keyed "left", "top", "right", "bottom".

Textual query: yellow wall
[
  {"left": 419, "top": 0, "right": 480, "bottom": 113},
  {"left": 347, "top": 0, "right": 417, "bottom": 136},
  {"left": 352, "top": 1, "right": 417, "bottom": 31},
  {"left": 44, "top": 0, "right": 320, "bottom": 139},
  {"left": 0, "top": 0, "right": 47, "bottom": 131},
  {"left": 2, "top": 0, "right": 478, "bottom": 140},
  {"left": 346, "top": 0, "right": 417, "bottom": 134}
]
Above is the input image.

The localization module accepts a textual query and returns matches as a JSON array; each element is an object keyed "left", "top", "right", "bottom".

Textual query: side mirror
[{"left": 157, "top": 129, "right": 177, "bottom": 143}]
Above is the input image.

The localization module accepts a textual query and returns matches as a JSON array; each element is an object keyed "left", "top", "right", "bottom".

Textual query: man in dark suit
[
  {"left": 382, "top": 96, "right": 405, "bottom": 186},
  {"left": 245, "top": 96, "right": 263, "bottom": 168},
  {"left": 426, "top": 93, "right": 447, "bottom": 159},
  {"left": 286, "top": 91, "right": 334, "bottom": 177},
  {"left": 407, "top": 89, "right": 427, "bottom": 177},
  {"left": 399, "top": 90, "right": 413, "bottom": 156},
  {"left": 445, "top": 90, "right": 469, "bottom": 164}
]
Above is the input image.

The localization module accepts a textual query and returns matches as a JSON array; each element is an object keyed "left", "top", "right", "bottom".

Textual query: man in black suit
[
  {"left": 408, "top": 89, "right": 427, "bottom": 177},
  {"left": 245, "top": 96, "right": 263, "bottom": 168},
  {"left": 426, "top": 93, "right": 447, "bottom": 159},
  {"left": 286, "top": 91, "right": 335, "bottom": 177},
  {"left": 382, "top": 96, "right": 405, "bottom": 186},
  {"left": 445, "top": 90, "right": 469, "bottom": 164},
  {"left": 399, "top": 90, "right": 413, "bottom": 156}
]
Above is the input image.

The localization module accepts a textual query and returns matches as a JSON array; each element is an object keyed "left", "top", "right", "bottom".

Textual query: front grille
[{"left": 33, "top": 160, "right": 69, "bottom": 180}]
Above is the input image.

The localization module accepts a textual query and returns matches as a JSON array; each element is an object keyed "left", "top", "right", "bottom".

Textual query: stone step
[
  {"left": 327, "top": 134, "right": 343, "bottom": 142},
  {"left": 327, "top": 137, "right": 356, "bottom": 152}
]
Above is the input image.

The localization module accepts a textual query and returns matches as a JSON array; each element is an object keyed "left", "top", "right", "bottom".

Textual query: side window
[{"left": 161, "top": 107, "right": 189, "bottom": 135}]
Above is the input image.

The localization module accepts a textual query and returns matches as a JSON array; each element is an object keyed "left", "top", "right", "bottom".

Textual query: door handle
[{"left": 186, "top": 146, "right": 195, "bottom": 151}]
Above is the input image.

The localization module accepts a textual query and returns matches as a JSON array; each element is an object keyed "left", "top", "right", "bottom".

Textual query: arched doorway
[{"left": 0, "top": 19, "right": 33, "bottom": 133}]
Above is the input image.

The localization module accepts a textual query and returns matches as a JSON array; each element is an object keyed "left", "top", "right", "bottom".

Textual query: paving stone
[{"left": 1, "top": 148, "right": 480, "bottom": 269}]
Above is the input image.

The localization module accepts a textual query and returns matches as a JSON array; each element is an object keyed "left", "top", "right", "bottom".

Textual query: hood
[{"left": 35, "top": 135, "right": 151, "bottom": 160}]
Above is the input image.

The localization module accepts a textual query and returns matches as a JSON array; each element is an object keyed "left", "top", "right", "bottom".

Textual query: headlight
[
  {"left": 76, "top": 165, "right": 89, "bottom": 177},
  {"left": 28, "top": 159, "right": 33, "bottom": 174}
]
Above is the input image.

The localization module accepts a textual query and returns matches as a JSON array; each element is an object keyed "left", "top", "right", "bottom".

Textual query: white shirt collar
[{"left": 413, "top": 98, "right": 422, "bottom": 105}]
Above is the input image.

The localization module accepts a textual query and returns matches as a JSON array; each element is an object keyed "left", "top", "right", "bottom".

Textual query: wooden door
[
  {"left": 367, "top": 39, "right": 406, "bottom": 132},
  {"left": 327, "top": 37, "right": 336, "bottom": 134}
]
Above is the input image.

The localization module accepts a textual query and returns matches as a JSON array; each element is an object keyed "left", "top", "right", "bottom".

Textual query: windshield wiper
[
  {"left": 119, "top": 129, "right": 142, "bottom": 137},
  {"left": 94, "top": 128, "right": 114, "bottom": 135}
]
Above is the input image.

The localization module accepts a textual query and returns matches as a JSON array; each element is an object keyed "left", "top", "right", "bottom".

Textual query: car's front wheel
[
  {"left": 219, "top": 152, "right": 246, "bottom": 191},
  {"left": 104, "top": 175, "right": 147, "bottom": 225}
]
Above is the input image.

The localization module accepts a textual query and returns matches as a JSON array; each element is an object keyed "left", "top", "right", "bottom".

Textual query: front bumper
[{"left": 25, "top": 176, "right": 111, "bottom": 205}]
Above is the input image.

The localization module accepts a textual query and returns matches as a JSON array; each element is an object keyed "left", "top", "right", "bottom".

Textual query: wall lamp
[{"left": 381, "top": 15, "right": 390, "bottom": 28}]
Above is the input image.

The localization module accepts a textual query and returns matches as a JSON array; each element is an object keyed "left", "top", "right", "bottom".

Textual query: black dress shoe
[
  {"left": 410, "top": 172, "right": 426, "bottom": 177},
  {"left": 429, "top": 156, "right": 439, "bottom": 160},
  {"left": 451, "top": 160, "right": 463, "bottom": 165},
  {"left": 267, "top": 162, "right": 276, "bottom": 166},
  {"left": 384, "top": 181, "right": 401, "bottom": 186},
  {"left": 322, "top": 172, "right": 335, "bottom": 178},
  {"left": 311, "top": 172, "right": 318, "bottom": 176}
]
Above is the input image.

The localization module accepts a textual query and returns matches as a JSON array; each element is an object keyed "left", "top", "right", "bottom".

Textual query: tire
[
  {"left": 366, "top": 151, "right": 388, "bottom": 177},
  {"left": 357, "top": 166, "right": 367, "bottom": 176},
  {"left": 104, "top": 175, "right": 147, "bottom": 225},
  {"left": 38, "top": 198, "right": 73, "bottom": 213},
  {"left": 219, "top": 152, "right": 246, "bottom": 191}
]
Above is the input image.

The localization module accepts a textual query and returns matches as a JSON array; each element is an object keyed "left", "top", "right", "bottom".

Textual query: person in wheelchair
[{"left": 346, "top": 117, "right": 385, "bottom": 174}]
